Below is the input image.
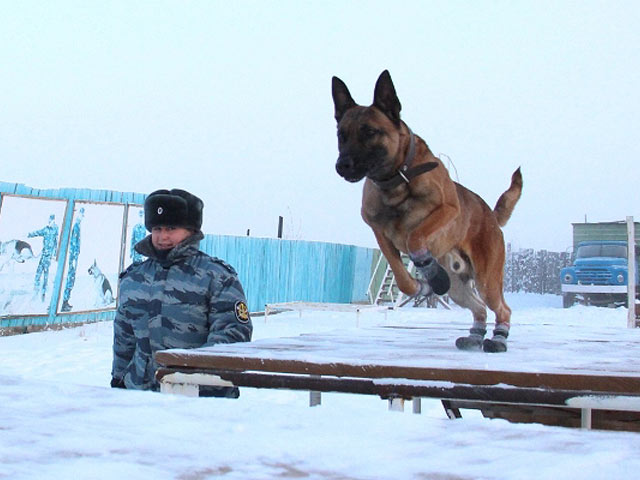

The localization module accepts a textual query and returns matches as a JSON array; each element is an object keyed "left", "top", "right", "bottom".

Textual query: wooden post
[{"left": 627, "top": 217, "right": 636, "bottom": 328}]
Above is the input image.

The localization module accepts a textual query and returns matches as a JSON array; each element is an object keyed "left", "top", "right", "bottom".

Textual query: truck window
[
  {"left": 601, "top": 245, "right": 627, "bottom": 258},
  {"left": 576, "top": 244, "right": 627, "bottom": 258},
  {"left": 576, "top": 245, "right": 600, "bottom": 258}
]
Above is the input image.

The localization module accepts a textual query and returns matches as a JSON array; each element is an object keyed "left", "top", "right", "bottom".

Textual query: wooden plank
[
  {"left": 155, "top": 348, "right": 640, "bottom": 395},
  {"left": 155, "top": 332, "right": 640, "bottom": 394},
  {"left": 155, "top": 367, "right": 640, "bottom": 407},
  {"left": 449, "top": 401, "right": 640, "bottom": 432},
  {"left": 155, "top": 320, "right": 640, "bottom": 379}
]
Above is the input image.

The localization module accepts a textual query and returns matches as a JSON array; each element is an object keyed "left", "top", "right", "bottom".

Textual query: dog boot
[
  {"left": 482, "top": 326, "right": 509, "bottom": 353},
  {"left": 455, "top": 326, "right": 486, "bottom": 351},
  {"left": 61, "top": 300, "right": 72, "bottom": 312},
  {"left": 411, "top": 253, "right": 450, "bottom": 295}
]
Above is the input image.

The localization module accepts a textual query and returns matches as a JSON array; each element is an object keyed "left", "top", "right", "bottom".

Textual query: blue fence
[
  {"left": 201, "top": 235, "right": 374, "bottom": 311},
  {"left": 0, "top": 182, "right": 376, "bottom": 330}
]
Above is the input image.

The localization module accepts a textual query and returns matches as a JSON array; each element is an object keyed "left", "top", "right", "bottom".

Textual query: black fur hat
[{"left": 144, "top": 189, "right": 203, "bottom": 232}]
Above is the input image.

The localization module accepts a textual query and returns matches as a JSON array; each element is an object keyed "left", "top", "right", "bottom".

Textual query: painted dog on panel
[
  {"left": 88, "top": 259, "right": 114, "bottom": 307},
  {"left": 332, "top": 70, "right": 522, "bottom": 352},
  {"left": 0, "top": 239, "right": 35, "bottom": 271}
]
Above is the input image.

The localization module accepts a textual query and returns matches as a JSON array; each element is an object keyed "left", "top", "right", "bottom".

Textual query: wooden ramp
[{"left": 155, "top": 314, "right": 640, "bottom": 432}]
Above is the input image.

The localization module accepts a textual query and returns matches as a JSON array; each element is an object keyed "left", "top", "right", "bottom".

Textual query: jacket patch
[{"left": 235, "top": 301, "right": 250, "bottom": 323}]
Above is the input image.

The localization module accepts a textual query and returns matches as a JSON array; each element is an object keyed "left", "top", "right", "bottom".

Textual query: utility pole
[{"left": 627, "top": 216, "right": 637, "bottom": 328}]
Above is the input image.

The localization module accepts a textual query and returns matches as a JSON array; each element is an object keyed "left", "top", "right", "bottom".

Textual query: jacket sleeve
[
  {"left": 204, "top": 268, "right": 253, "bottom": 347},
  {"left": 111, "top": 293, "right": 136, "bottom": 380},
  {"left": 27, "top": 227, "right": 44, "bottom": 238}
]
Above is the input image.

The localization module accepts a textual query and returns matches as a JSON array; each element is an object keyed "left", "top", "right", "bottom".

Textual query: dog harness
[{"left": 374, "top": 129, "right": 439, "bottom": 190}]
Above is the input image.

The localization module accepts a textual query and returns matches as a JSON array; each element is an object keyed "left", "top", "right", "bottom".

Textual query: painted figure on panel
[
  {"left": 28, "top": 214, "right": 59, "bottom": 302},
  {"left": 130, "top": 209, "right": 147, "bottom": 265},
  {"left": 61, "top": 207, "right": 85, "bottom": 312}
]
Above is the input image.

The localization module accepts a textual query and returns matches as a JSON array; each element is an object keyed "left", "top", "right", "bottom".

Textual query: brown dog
[{"left": 332, "top": 70, "right": 522, "bottom": 352}]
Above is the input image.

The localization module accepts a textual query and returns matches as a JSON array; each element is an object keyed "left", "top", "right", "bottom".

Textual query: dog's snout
[
  {"left": 335, "top": 154, "right": 366, "bottom": 182},
  {"left": 336, "top": 156, "right": 354, "bottom": 177}
]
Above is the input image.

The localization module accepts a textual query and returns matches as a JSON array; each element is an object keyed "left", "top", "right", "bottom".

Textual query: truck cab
[{"left": 561, "top": 240, "right": 639, "bottom": 308}]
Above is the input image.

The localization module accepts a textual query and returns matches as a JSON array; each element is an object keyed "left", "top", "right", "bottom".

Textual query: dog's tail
[{"left": 493, "top": 167, "right": 523, "bottom": 227}]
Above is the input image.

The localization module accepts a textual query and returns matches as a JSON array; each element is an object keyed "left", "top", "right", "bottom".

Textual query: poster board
[
  {"left": 0, "top": 195, "right": 68, "bottom": 316},
  {"left": 56, "top": 201, "right": 126, "bottom": 314}
]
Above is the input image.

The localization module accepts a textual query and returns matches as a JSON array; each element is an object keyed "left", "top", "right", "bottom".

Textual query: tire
[{"left": 563, "top": 293, "right": 575, "bottom": 309}]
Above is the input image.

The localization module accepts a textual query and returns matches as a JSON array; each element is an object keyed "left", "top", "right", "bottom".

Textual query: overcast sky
[{"left": 2, "top": 1, "right": 638, "bottom": 253}]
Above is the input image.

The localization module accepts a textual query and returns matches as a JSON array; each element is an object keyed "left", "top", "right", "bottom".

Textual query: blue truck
[{"left": 560, "top": 220, "right": 640, "bottom": 308}]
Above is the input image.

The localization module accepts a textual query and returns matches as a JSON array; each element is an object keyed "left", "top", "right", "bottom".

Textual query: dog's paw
[
  {"left": 455, "top": 335, "right": 483, "bottom": 351},
  {"left": 482, "top": 337, "right": 508, "bottom": 353},
  {"left": 413, "top": 278, "right": 432, "bottom": 297}
]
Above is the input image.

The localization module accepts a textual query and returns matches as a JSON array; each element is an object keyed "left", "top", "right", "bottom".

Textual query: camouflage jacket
[
  {"left": 28, "top": 224, "right": 59, "bottom": 258},
  {"left": 111, "top": 231, "right": 253, "bottom": 391}
]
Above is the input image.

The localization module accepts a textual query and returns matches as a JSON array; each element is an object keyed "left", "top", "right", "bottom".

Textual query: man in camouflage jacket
[{"left": 111, "top": 189, "right": 252, "bottom": 394}]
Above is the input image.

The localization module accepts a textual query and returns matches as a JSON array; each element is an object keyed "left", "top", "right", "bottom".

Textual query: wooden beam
[
  {"left": 155, "top": 367, "right": 640, "bottom": 408},
  {"left": 155, "top": 352, "right": 640, "bottom": 394}
]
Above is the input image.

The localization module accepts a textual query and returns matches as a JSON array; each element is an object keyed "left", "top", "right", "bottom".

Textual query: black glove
[{"left": 110, "top": 377, "right": 126, "bottom": 389}]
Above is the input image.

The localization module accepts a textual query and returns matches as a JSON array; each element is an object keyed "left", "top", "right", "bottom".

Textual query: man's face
[{"left": 151, "top": 226, "right": 193, "bottom": 250}]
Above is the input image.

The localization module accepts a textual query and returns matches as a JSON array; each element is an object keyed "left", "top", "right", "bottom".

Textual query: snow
[{"left": 2, "top": 293, "right": 640, "bottom": 479}]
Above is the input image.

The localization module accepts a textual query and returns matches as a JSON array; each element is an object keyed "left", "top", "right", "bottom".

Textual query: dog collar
[{"left": 374, "top": 129, "right": 438, "bottom": 190}]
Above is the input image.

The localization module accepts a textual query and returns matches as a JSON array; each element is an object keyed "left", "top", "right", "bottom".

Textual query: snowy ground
[{"left": 2, "top": 293, "right": 640, "bottom": 479}]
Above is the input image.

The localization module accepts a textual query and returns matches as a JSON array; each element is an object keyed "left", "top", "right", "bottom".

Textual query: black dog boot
[
  {"left": 410, "top": 253, "right": 450, "bottom": 295},
  {"left": 455, "top": 326, "right": 486, "bottom": 351},
  {"left": 482, "top": 325, "right": 509, "bottom": 353}
]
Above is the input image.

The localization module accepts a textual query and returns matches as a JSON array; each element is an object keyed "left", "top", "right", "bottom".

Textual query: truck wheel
[{"left": 563, "top": 294, "right": 575, "bottom": 308}]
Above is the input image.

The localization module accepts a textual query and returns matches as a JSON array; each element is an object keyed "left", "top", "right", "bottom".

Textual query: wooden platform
[{"left": 155, "top": 314, "right": 640, "bottom": 431}]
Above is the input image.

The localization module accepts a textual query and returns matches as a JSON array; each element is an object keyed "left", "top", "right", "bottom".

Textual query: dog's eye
[{"left": 360, "top": 125, "right": 378, "bottom": 139}]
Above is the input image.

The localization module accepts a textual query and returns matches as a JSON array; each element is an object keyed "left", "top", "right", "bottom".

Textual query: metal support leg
[
  {"left": 441, "top": 400, "right": 462, "bottom": 419},
  {"left": 581, "top": 408, "right": 592, "bottom": 429},
  {"left": 309, "top": 390, "right": 322, "bottom": 407},
  {"left": 388, "top": 397, "right": 405, "bottom": 412},
  {"left": 412, "top": 397, "right": 422, "bottom": 414},
  {"left": 309, "top": 375, "right": 321, "bottom": 407}
]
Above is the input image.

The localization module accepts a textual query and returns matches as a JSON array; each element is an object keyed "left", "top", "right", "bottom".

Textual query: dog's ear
[
  {"left": 373, "top": 70, "right": 402, "bottom": 125},
  {"left": 332, "top": 76, "right": 357, "bottom": 123}
]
